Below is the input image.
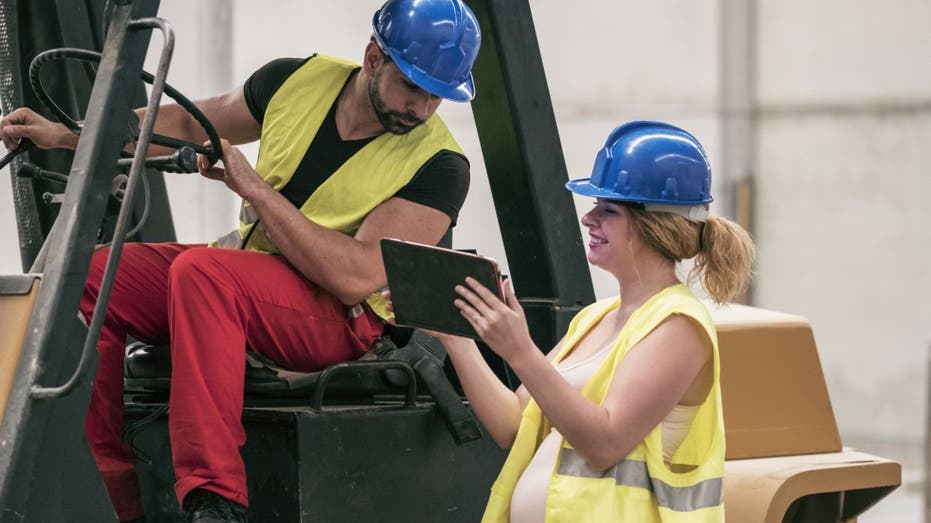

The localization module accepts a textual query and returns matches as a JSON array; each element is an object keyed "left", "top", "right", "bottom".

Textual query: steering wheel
[{"left": 28, "top": 47, "right": 221, "bottom": 173}]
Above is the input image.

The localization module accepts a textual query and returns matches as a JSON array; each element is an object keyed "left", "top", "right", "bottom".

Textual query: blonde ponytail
[
  {"left": 692, "top": 215, "right": 755, "bottom": 303},
  {"left": 626, "top": 207, "right": 756, "bottom": 304}
]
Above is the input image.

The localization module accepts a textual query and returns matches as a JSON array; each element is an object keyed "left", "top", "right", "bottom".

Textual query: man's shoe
[{"left": 185, "top": 488, "right": 247, "bottom": 523}]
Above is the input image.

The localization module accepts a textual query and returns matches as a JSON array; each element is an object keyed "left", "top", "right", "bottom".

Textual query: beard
[{"left": 368, "top": 68, "right": 424, "bottom": 135}]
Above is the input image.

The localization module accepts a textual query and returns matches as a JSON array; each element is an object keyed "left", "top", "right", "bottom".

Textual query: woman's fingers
[
  {"left": 460, "top": 307, "right": 487, "bottom": 335},
  {"left": 502, "top": 279, "right": 524, "bottom": 316},
  {"left": 464, "top": 276, "right": 509, "bottom": 306},
  {"left": 503, "top": 279, "right": 517, "bottom": 306},
  {"left": 454, "top": 297, "right": 477, "bottom": 317},
  {"left": 455, "top": 281, "right": 493, "bottom": 316},
  {"left": 454, "top": 297, "right": 484, "bottom": 328},
  {"left": 465, "top": 277, "right": 503, "bottom": 304}
]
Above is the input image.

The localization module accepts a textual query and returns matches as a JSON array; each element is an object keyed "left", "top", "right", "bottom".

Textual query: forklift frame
[{"left": 0, "top": 0, "right": 594, "bottom": 520}]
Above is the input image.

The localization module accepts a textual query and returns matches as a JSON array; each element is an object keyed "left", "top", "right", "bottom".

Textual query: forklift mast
[
  {"left": 0, "top": 0, "right": 594, "bottom": 521},
  {"left": 469, "top": 0, "right": 596, "bottom": 352}
]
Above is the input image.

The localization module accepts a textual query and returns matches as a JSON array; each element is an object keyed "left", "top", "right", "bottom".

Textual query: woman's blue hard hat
[{"left": 567, "top": 121, "right": 714, "bottom": 212}]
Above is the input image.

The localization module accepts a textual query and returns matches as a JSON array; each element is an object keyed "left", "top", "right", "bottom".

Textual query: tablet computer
[{"left": 381, "top": 238, "right": 504, "bottom": 339}]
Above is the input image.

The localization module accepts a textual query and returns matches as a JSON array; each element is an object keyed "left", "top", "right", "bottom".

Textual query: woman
[{"left": 438, "top": 121, "right": 754, "bottom": 522}]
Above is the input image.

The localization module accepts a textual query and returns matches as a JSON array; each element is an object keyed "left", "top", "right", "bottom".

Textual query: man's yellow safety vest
[
  {"left": 483, "top": 284, "right": 725, "bottom": 523},
  {"left": 213, "top": 54, "right": 463, "bottom": 317}
]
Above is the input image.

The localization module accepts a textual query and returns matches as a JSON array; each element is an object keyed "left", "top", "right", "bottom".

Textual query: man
[{"left": 0, "top": 1, "right": 481, "bottom": 521}]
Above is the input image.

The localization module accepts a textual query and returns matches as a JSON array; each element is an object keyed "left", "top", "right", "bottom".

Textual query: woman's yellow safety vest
[
  {"left": 212, "top": 55, "right": 463, "bottom": 317},
  {"left": 483, "top": 284, "right": 725, "bottom": 523}
]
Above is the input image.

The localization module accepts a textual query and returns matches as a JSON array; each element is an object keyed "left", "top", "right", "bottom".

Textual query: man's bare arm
[
  {"left": 277, "top": 196, "right": 451, "bottom": 304},
  {"left": 0, "top": 86, "right": 260, "bottom": 155},
  {"left": 202, "top": 140, "right": 452, "bottom": 304},
  {"left": 138, "top": 85, "right": 261, "bottom": 156}
]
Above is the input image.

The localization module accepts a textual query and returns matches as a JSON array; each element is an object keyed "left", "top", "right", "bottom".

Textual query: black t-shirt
[{"left": 243, "top": 56, "right": 470, "bottom": 224}]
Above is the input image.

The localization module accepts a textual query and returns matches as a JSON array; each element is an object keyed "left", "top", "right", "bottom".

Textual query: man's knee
[
  {"left": 167, "top": 247, "right": 223, "bottom": 288},
  {"left": 82, "top": 243, "right": 163, "bottom": 317},
  {"left": 86, "top": 243, "right": 152, "bottom": 288}
]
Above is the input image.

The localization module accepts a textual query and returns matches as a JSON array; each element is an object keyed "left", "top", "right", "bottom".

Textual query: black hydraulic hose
[
  {"left": 29, "top": 47, "right": 221, "bottom": 164},
  {"left": 17, "top": 161, "right": 69, "bottom": 184}
]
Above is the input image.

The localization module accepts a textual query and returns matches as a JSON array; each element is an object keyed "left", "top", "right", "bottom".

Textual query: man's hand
[
  {"left": 196, "top": 138, "right": 268, "bottom": 200},
  {"left": 0, "top": 107, "right": 77, "bottom": 151}
]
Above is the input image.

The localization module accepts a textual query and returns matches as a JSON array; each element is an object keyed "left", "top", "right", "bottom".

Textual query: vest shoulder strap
[{"left": 256, "top": 55, "right": 358, "bottom": 190}]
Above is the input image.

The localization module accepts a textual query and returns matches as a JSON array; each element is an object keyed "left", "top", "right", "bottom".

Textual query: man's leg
[
  {"left": 166, "top": 248, "right": 384, "bottom": 508},
  {"left": 80, "top": 242, "right": 198, "bottom": 522}
]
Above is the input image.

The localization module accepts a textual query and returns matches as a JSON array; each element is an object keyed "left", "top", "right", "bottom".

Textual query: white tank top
[{"left": 509, "top": 343, "right": 700, "bottom": 523}]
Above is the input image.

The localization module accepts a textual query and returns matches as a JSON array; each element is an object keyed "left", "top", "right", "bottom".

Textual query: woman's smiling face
[{"left": 580, "top": 199, "right": 635, "bottom": 269}]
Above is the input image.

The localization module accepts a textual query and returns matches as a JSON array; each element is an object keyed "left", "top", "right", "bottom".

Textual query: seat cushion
[{"left": 123, "top": 341, "right": 412, "bottom": 399}]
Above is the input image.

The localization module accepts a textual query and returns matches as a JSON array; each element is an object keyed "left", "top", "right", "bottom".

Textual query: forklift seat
[
  {"left": 123, "top": 333, "right": 415, "bottom": 401},
  {"left": 123, "top": 326, "right": 484, "bottom": 447}
]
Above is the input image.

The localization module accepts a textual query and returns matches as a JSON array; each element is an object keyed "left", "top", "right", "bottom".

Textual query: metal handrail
[
  {"left": 31, "top": 17, "right": 175, "bottom": 399},
  {"left": 310, "top": 361, "right": 418, "bottom": 411}
]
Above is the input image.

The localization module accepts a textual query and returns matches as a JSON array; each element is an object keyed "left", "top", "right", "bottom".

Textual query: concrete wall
[
  {"left": 753, "top": 0, "right": 931, "bottom": 446},
  {"left": 1, "top": 0, "right": 928, "bottom": 453}
]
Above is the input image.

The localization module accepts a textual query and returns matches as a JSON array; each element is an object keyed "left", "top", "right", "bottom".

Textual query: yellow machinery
[{"left": 715, "top": 304, "right": 900, "bottom": 521}]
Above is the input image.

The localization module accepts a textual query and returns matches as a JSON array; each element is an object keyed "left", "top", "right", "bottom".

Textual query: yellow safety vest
[
  {"left": 213, "top": 55, "right": 463, "bottom": 316},
  {"left": 483, "top": 284, "right": 725, "bottom": 523}
]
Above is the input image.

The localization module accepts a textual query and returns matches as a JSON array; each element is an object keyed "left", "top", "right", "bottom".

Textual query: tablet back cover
[{"left": 381, "top": 239, "right": 501, "bottom": 339}]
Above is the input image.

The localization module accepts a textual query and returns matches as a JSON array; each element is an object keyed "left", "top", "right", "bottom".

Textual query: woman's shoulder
[
  {"left": 647, "top": 285, "right": 716, "bottom": 345},
  {"left": 649, "top": 284, "right": 711, "bottom": 320}
]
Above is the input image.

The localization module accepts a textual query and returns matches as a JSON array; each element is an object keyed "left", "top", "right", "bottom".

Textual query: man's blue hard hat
[
  {"left": 373, "top": 0, "right": 481, "bottom": 102},
  {"left": 566, "top": 121, "right": 713, "bottom": 213}
]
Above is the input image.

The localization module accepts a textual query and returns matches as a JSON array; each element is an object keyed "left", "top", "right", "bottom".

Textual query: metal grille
[{"left": 0, "top": 0, "right": 44, "bottom": 271}]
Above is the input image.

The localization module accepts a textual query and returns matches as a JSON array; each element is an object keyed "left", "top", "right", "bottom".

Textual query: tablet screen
[{"left": 381, "top": 238, "right": 503, "bottom": 339}]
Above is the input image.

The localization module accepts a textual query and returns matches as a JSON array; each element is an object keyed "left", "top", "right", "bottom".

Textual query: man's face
[{"left": 368, "top": 59, "right": 442, "bottom": 135}]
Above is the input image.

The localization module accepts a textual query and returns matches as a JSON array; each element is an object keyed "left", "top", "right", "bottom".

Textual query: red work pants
[{"left": 79, "top": 242, "right": 385, "bottom": 521}]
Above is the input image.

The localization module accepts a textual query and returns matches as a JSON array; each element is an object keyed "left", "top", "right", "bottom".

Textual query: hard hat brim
[
  {"left": 565, "top": 178, "right": 714, "bottom": 206},
  {"left": 565, "top": 178, "right": 628, "bottom": 200},
  {"left": 382, "top": 45, "right": 476, "bottom": 102}
]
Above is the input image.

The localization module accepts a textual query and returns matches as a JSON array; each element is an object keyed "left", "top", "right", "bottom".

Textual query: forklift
[{"left": 0, "top": 0, "right": 904, "bottom": 521}]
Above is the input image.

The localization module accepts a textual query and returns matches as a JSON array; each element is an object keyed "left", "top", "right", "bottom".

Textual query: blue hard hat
[
  {"left": 566, "top": 121, "right": 713, "bottom": 209},
  {"left": 373, "top": 0, "right": 481, "bottom": 102}
]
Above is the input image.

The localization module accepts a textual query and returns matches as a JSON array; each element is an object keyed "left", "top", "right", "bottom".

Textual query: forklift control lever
[
  {"left": 116, "top": 145, "right": 198, "bottom": 173},
  {"left": 0, "top": 138, "right": 35, "bottom": 170}
]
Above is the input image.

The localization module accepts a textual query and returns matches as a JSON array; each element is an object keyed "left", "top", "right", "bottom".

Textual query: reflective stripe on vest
[
  {"left": 214, "top": 205, "right": 263, "bottom": 249},
  {"left": 241, "top": 205, "right": 258, "bottom": 225},
  {"left": 556, "top": 448, "right": 723, "bottom": 512}
]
